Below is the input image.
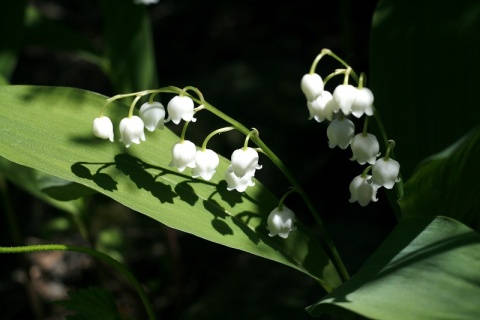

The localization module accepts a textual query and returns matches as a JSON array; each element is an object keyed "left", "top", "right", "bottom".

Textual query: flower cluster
[
  {"left": 92, "top": 88, "right": 291, "bottom": 237},
  {"left": 301, "top": 53, "right": 401, "bottom": 207}
]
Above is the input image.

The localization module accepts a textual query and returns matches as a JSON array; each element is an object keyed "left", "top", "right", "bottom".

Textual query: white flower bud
[
  {"left": 169, "top": 140, "right": 197, "bottom": 172},
  {"left": 349, "top": 174, "right": 379, "bottom": 207},
  {"left": 350, "top": 133, "right": 380, "bottom": 165},
  {"left": 307, "top": 90, "right": 336, "bottom": 122},
  {"left": 139, "top": 102, "right": 166, "bottom": 131},
  {"left": 93, "top": 116, "right": 114, "bottom": 142},
  {"left": 119, "top": 116, "right": 145, "bottom": 147},
  {"left": 327, "top": 118, "right": 355, "bottom": 149},
  {"left": 301, "top": 73, "right": 324, "bottom": 101},
  {"left": 266, "top": 206, "right": 296, "bottom": 239},
  {"left": 228, "top": 147, "right": 262, "bottom": 179},
  {"left": 332, "top": 84, "right": 357, "bottom": 115},
  {"left": 167, "top": 96, "right": 196, "bottom": 125},
  {"left": 192, "top": 149, "right": 219, "bottom": 181},
  {"left": 225, "top": 170, "right": 255, "bottom": 192},
  {"left": 351, "top": 87, "right": 374, "bottom": 118},
  {"left": 371, "top": 158, "right": 401, "bottom": 189}
]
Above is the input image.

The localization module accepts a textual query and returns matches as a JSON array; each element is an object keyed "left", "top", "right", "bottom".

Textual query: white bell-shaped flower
[
  {"left": 351, "top": 87, "right": 374, "bottom": 118},
  {"left": 119, "top": 116, "right": 145, "bottom": 147},
  {"left": 301, "top": 73, "right": 324, "bottom": 101},
  {"left": 225, "top": 170, "right": 255, "bottom": 192},
  {"left": 167, "top": 96, "right": 196, "bottom": 125},
  {"left": 93, "top": 116, "right": 114, "bottom": 142},
  {"left": 169, "top": 140, "right": 197, "bottom": 172},
  {"left": 139, "top": 102, "right": 166, "bottom": 131},
  {"left": 350, "top": 133, "right": 380, "bottom": 165},
  {"left": 192, "top": 149, "right": 219, "bottom": 181},
  {"left": 228, "top": 147, "right": 262, "bottom": 179},
  {"left": 349, "top": 174, "right": 379, "bottom": 207},
  {"left": 371, "top": 157, "right": 401, "bottom": 189},
  {"left": 307, "top": 91, "right": 337, "bottom": 122},
  {"left": 332, "top": 84, "right": 357, "bottom": 115},
  {"left": 327, "top": 117, "right": 355, "bottom": 149},
  {"left": 266, "top": 206, "right": 296, "bottom": 239}
]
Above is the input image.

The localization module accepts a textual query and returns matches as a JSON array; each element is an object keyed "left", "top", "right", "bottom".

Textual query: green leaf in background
[
  {"left": 0, "top": 85, "right": 341, "bottom": 290},
  {"left": 306, "top": 216, "right": 480, "bottom": 319},
  {"left": 23, "top": 5, "right": 103, "bottom": 66},
  {"left": 369, "top": 0, "right": 480, "bottom": 180},
  {"left": 399, "top": 125, "right": 480, "bottom": 231},
  {"left": 100, "top": 0, "right": 158, "bottom": 93},
  {"left": 0, "top": 156, "right": 86, "bottom": 216},
  {"left": 0, "top": 0, "right": 27, "bottom": 79},
  {"left": 56, "top": 286, "right": 122, "bottom": 320}
]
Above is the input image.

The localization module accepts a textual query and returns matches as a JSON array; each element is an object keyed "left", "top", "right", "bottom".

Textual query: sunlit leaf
[
  {"left": 0, "top": 85, "right": 341, "bottom": 289},
  {"left": 399, "top": 125, "right": 480, "bottom": 230},
  {"left": 307, "top": 216, "right": 480, "bottom": 319}
]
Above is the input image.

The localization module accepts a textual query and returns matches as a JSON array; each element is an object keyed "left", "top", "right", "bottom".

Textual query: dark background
[{"left": 1, "top": 0, "right": 397, "bottom": 319}]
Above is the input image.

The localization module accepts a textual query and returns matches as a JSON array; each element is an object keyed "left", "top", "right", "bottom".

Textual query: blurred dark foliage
[{"left": 1, "top": 0, "right": 397, "bottom": 319}]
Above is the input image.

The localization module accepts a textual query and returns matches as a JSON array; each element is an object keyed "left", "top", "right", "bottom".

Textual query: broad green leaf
[
  {"left": 0, "top": 85, "right": 341, "bottom": 289},
  {"left": 0, "top": 0, "right": 27, "bottom": 79},
  {"left": 99, "top": 0, "right": 158, "bottom": 93},
  {"left": 369, "top": 0, "right": 480, "bottom": 180},
  {"left": 307, "top": 216, "right": 480, "bottom": 319},
  {"left": 56, "top": 286, "right": 122, "bottom": 320},
  {"left": 399, "top": 125, "right": 480, "bottom": 231}
]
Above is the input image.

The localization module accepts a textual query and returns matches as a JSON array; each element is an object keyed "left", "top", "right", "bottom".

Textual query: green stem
[
  {"left": 278, "top": 188, "right": 298, "bottom": 210},
  {"left": 0, "top": 244, "right": 156, "bottom": 320},
  {"left": 201, "top": 127, "right": 235, "bottom": 150}
]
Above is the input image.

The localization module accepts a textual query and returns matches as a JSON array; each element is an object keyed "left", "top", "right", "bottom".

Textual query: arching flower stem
[
  {"left": 179, "top": 120, "right": 190, "bottom": 142},
  {"left": 201, "top": 127, "right": 235, "bottom": 151},
  {"left": 243, "top": 128, "right": 259, "bottom": 150},
  {"left": 362, "top": 116, "right": 370, "bottom": 135},
  {"left": 278, "top": 188, "right": 299, "bottom": 210}
]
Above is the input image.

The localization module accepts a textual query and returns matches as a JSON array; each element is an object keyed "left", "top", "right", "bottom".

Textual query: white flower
[
  {"left": 119, "top": 116, "right": 145, "bottom": 147},
  {"left": 266, "top": 206, "right": 296, "bottom": 239},
  {"left": 332, "top": 84, "right": 357, "bottom": 115},
  {"left": 327, "top": 117, "right": 355, "bottom": 149},
  {"left": 169, "top": 140, "right": 197, "bottom": 172},
  {"left": 139, "top": 102, "right": 165, "bottom": 132},
  {"left": 301, "top": 73, "right": 324, "bottom": 101},
  {"left": 371, "top": 157, "right": 401, "bottom": 189},
  {"left": 350, "top": 133, "right": 380, "bottom": 165},
  {"left": 93, "top": 116, "right": 114, "bottom": 142},
  {"left": 192, "top": 149, "right": 219, "bottom": 181},
  {"left": 167, "top": 96, "right": 196, "bottom": 125},
  {"left": 307, "top": 91, "right": 337, "bottom": 122},
  {"left": 349, "top": 174, "right": 378, "bottom": 207},
  {"left": 228, "top": 147, "right": 262, "bottom": 179},
  {"left": 225, "top": 170, "right": 255, "bottom": 192},
  {"left": 351, "top": 87, "right": 374, "bottom": 118},
  {"left": 133, "top": 0, "right": 159, "bottom": 5}
]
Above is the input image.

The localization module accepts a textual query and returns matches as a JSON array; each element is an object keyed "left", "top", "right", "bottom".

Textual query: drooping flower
[
  {"left": 119, "top": 116, "right": 145, "bottom": 147},
  {"left": 307, "top": 90, "right": 337, "bottom": 122},
  {"left": 192, "top": 149, "right": 219, "bottom": 181},
  {"left": 228, "top": 147, "right": 262, "bottom": 178},
  {"left": 225, "top": 170, "right": 255, "bottom": 192},
  {"left": 351, "top": 87, "right": 374, "bottom": 118},
  {"left": 349, "top": 174, "right": 379, "bottom": 207},
  {"left": 169, "top": 140, "right": 197, "bottom": 172},
  {"left": 93, "top": 116, "right": 114, "bottom": 142},
  {"left": 133, "top": 0, "right": 159, "bottom": 5},
  {"left": 332, "top": 84, "right": 357, "bottom": 115},
  {"left": 139, "top": 102, "right": 166, "bottom": 132},
  {"left": 327, "top": 117, "right": 355, "bottom": 149},
  {"left": 266, "top": 206, "right": 296, "bottom": 239},
  {"left": 350, "top": 133, "right": 380, "bottom": 165},
  {"left": 167, "top": 95, "right": 196, "bottom": 125},
  {"left": 301, "top": 73, "right": 324, "bottom": 101},
  {"left": 371, "top": 157, "right": 401, "bottom": 189}
]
